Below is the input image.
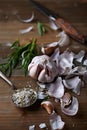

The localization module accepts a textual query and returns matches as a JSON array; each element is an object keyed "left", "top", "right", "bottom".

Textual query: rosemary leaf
[
  {"left": 0, "top": 39, "right": 38, "bottom": 76},
  {"left": 21, "top": 39, "right": 37, "bottom": 76},
  {"left": 37, "top": 22, "right": 47, "bottom": 36}
]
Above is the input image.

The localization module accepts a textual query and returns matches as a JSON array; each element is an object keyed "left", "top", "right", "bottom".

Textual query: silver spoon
[{"left": 0, "top": 71, "right": 37, "bottom": 108}]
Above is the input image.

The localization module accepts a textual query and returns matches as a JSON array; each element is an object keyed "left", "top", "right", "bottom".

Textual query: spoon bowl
[{"left": 0, "top": 71, "right": 37, "bottom": 108}]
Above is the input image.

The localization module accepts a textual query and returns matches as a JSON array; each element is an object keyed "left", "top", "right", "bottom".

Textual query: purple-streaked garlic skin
[
  {"left": 58, "top": 50, "right": 74, "bottom": 75},
  {"left": 28, "top": 55, "right": 58, "bottom": 83},
  {"left": 47, "top": 77, "right": 65, "bottom": 99},
  {"left": 41, "top": 101, "right": 54, "bottom": 115},
  {"left": 60, "top": 96, "right": 79, "bottom": 116},
  {"left": 41, "top": 31, "right": 70, "bottom": 55},
  {"left": 63, "top": 76, "right": 82, "bottom": 95},
  {"left": 50, "top": 112, "right": 65, "bottom": 130},
  {"left": 60, "top": 92, "right": 72, "bottom": 108}
]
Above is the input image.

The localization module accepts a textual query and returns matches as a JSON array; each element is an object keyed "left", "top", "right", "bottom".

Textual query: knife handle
[{"left": 56, "top": 18, "right": 86, "bottom": 44}]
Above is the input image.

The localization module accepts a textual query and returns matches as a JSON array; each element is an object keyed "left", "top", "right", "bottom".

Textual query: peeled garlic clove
[
  {"left": 41, "top": 101, "right": 54, "bottom": 114},
  {"left": 41, "top": 46, "right": 57, "bottom": 55}
]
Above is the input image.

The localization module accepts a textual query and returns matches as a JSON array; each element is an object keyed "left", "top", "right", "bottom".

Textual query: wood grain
[{"left": 0, "top": 0, "right": 87, "bottom": 130}]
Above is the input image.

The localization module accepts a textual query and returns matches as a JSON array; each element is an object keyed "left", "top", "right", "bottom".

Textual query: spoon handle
[{"left": 0, "top": 71, "right": 17, "bottom": 90}]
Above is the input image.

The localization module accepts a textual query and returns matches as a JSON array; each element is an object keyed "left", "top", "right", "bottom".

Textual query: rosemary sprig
[
  {"left": 37, "top": 22, "right": 47, "bottom": 36},
  {"left": 22, "top": 39, "right": 37, "bottom": 76},
  {"left": 0, "top": 39, "right": 38, "bottom": 76}
]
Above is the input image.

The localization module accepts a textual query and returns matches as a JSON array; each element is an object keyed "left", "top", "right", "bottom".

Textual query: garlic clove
[
  {"left": 41, "top": 45, "right": 58, "bottom": 55},
  {"left": 28, "top": 65, "right": 38, "bottom": 79},
  {"left": 41, "top": 101, "right": 54, "bottom": 114}
]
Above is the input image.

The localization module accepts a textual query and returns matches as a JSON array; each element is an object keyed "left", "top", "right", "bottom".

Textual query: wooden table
[{"left": 0, "top": 0, "right": 87, "bottom": 130}]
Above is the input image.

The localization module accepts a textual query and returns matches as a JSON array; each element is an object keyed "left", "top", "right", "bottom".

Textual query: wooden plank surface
[{"left": 0, "top": 0, "right": 87, "bottom": 130}]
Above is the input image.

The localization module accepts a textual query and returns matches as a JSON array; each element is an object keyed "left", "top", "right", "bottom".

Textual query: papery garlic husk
[
  {"left": 57, "top": 50, "right": 74, "bottom": 75},
  {"left": 47, "top": 77, "right": 65, "bottom": 99},
  {"left": 19, "top": 26, "right": 33, "bottom": 34},
  {"left": 29, "top": 125, "right": 35, "bottom": 130},
  {"left": 17, "top": 12, "right": 34, "bottom": 23},
  {"left": 60, "top": 92, "right": 72, "bottom": 108},
  {"left": 50, "top": 112, "right": 65, "bottom": 130},
  {"left": 56, "top": 31, "right": 70, "bottom": 47},
  {"left": 41, "top": 31, "right": 70, "bottom": 55},
  {"left": 63, "top": 76, "right": 82, "bottom": 95},
  {"left": 28, "top": 55, "right": 58, "bottom": 83},
  {"left": 60, "top": 96, "right": 79, "bottom": 116},
  {"left": 39, "top": 123, "right": 47, "bottom": 129}
]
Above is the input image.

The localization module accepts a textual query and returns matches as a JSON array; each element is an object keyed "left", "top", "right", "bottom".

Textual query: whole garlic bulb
[{"left": 28, "top": 55, "right": 58, "bottom": 83}]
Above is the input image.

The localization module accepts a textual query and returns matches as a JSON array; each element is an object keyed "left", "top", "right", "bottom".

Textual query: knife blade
[{"left": 29, "top": 0, "right": 87, "bottom": 45}]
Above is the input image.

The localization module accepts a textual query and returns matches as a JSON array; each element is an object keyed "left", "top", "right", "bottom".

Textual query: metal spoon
[{"left": 0, "top": 71, "right": 37, "bottom": 108}]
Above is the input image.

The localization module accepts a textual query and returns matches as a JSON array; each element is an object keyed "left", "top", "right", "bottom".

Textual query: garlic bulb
[{"left": 28, "top": 55, "right": 58, "bottom": 83}]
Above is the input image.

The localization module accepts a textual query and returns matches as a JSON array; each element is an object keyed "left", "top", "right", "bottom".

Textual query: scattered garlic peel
[
  {"left": 68, "top": 66, "right": 87, "bottom": 75},
  {"left": 61, "top": 97, "right": 79, "bottom": 116},
  {"left": 37, "top": 91, "right": 48, "bottom": 100},
  {"left": 74, "top": 50, "right": 85, "bottom": 63},
  {"left": 56, "top": 31, "right": 70, "bottom": 47},
  {"left": 17, "top": 12, "right": 34, "bottom": 23},
  {"left": 39, "top": 123, "right": 47, "bottom": 129},
  {"left": 60, "top": 92, "right": 72, "bottom": 108},
  {"left": 29, "top": 125, "right": 35, "bottom": 130},
  {"left": 19, "top": 26, "right": 33, "bottom": 34},
  {"left": 58, "top": 50, "right": 74, "bottom": 75},
  {"left": 50, "top": 112, "right": 65, "bottom": 130},
  {"left": 49, "top": 19, "right": 59, "bottom": 30},
  {"left": 63, "top": 76, "right": 82, "bottom": 95},
  {"left": 47, "top": 77, "right": 65, "bottom": 99},
  {"left": 41, "top": 31, "right": 70, "bottom": 55}
]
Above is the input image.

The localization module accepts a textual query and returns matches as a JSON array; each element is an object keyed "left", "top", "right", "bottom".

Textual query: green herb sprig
[
  {"left": 37, "top": 22, "right": 47, "bottom": 36},
  {"left": 0, "top": 39, "right": 38, "bottom": 76}
]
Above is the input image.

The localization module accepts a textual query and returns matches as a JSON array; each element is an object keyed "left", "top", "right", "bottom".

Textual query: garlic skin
[
  {"left": 41, "top": 31, "right": 70, "bottom": 55},
  {"left": 60, "top": 92, "right": 72, "bottom": 108},
  {"left": 60, "top": 96, "right": 79, "bottom": 116},
  {"left": 63, "top": 76, "right": 82, "bottom": 95},
  {"left": 47, "top": 77, "right": 65, "bottom": 99},
  {"left": 28, "top": 55, "right": 58, "bottom": 83},
  {"left": 17, "top": 12, "right": 34, "bottom": 23},
  {"left": 19, "top": 26, "right": 33, "bottom": 34},
  {"left": 50, "top": 112, "right": 65, "bottom": 130},
  {"left": 56, "top": 31, "right": 70, "bottom": 47}
]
